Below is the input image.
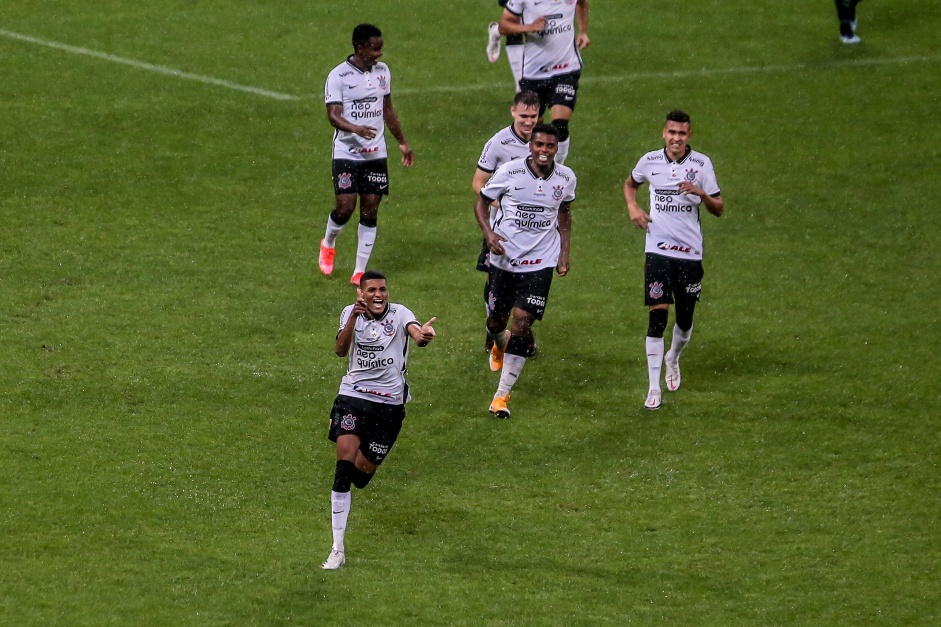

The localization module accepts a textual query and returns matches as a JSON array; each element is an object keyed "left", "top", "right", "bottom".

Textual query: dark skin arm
[
  {"left": 475, "top": 193, "right": 507, "bottom": 256},
  {"left": 383, "top": 95, "right": 414, "bottom": 167},
  {"left": 556, "top": 201, "right": 572, "bottom": 276}
]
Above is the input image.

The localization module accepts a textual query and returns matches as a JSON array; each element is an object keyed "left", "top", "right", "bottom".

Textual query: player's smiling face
[
  {"left": 359, "top": 279, "right": 389, "bottom": 318},
  {"left": 511, "top": 104, "right": 540, "bottom": 140},
  {"left": 663, "top": 121, "right": 691, "bottom": 161},
  {"left": 354, "top": 37, "right": 384, "bottom": 70},
  {"left": 530, "top": 132, "right": 559, "bottom": 169}
]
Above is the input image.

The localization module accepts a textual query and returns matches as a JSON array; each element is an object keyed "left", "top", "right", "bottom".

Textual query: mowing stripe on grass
[
  {"left": 2, "top": 28, "right": 938, "bottom": 101},
  {"left": 0, "top": 28, "right": 299, "bottom": 101}
]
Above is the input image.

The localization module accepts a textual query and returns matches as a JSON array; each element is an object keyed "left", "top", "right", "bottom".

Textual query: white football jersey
[
  {"left": 481, "top": 158, "right": 577, "bottom": 272},
  {"left": 477, "top": 125, "right": 531, "bottom": 174},
  {"left": 631, "top": 147, "right": 721, "bottom": 261},
  {"left": 324, "top": 57, "right": 392, "bottom": 161},
  {"left": 505, "top": 0, "right": 583, "bottom": 80},
  {"left": 337, "top": 303, "right": 420, "bottom": 405}
]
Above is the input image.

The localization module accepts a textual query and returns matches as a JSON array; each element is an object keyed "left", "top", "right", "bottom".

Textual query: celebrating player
[
  {"left": 321, "top": 270, "right": 436, "bottom": 570},
  {"left": 472, "top": 90, "right": 541, "bottom": 353},
  {"left": 475, "top": 124, "right": 576, "bottom": 418},
  {"left": 498, "top": 0, "right": 590, "bottom": 164},
  {"left": 623, "top": 110, "right": 724, "bottom": 411},
  {"left": 320, "top": 24, "right": 415, "bottom": 286},
  {"left": 486, "top": 0, "right": 525, "bottom": 91}
]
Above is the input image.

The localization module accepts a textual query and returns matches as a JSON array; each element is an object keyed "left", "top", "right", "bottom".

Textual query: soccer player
[
  {"left": 475, "top": 124, "right": 576, "bottom": 418},
  {"left": 486, "top": 0, "right": 525, "bottom": 91},
  {"left": 322, "top": 270, "right": 437, "bottom": 570},
  {"left": 498, "top": 0, "right": 590, "bottom": 164},
  {"left": 320, "top": 24, "right": 415, "bottom": 286},
  {"left": 472, "top": 90, "right": 541, "bottom": 351},
  {"left": 834, "top": 0, "right": 863, "bottom": 44},
  {"left": 623, "top": 110, "right": 724, "bottom": 411}
]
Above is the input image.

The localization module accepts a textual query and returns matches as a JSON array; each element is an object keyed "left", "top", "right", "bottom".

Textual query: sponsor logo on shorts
[
  {"left": 338, "top": 172, "right": 353, "bottom": 190},
  {"left": 649, "top": 281, "right": 665, "bottom": 299},
  {"left": 526, "top": 295, "right": 547, "bottom": 309},
  {"left": 367, "top": 171, "right": 387, "bottom": 185},
  {"left": 340, "top": 413, "right": 357, "bottom": 431},
  {"left": 368, "top": 442, "right": 390, "bottom": 457},
  {"left": 686, "top": 282, "right": 702, "bottom": 296}
]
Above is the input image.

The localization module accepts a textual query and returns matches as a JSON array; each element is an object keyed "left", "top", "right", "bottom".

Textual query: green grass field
[{"left": 2, "top": 1, "right": 940, "bottom": 624}]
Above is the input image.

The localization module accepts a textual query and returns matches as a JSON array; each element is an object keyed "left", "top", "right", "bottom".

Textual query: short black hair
[
  {"left": 513, "top": 90, "right": 541, "bottom": 109},
  {"left": 358, "top": 269, "right": 386, "bottom": 287},
  {"left": 665, "top": 109, "right": 691, "bottom": 125},
  {"left": 530, "top": 123, "right": 559, "bottom": 141},
  {"left": 352, "top": 24, "right": 382, "bottom": 49}
]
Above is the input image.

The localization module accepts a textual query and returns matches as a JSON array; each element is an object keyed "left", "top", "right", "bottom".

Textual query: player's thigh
[
  {"left": 644, "top": 253, "right": 675, "bottom": 306},
  {"left": 510, "top": 267, "right": 553, "bottom": 320},
  {"left": 673, "top": 260, "right": 704, "bottom": 303},
  {"left": 329, "top": 395, "right": 371, "bottom": 445},
  {"left": 488, "top": 267, "right": 516, "bottom": 322},
  {"left": 546, "top": 72, "right": 580, "bottom": 113},
  {"left": 358, "top": 403, "right": 405, "bottom": 467}
]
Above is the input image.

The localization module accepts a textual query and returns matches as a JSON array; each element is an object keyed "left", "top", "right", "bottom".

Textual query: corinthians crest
[{"left": 552, "top": 185, "right": 565, "bottom": 200}]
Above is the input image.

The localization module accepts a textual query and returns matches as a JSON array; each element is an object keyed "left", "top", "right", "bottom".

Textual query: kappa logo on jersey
[
  {"left": 340, "top": 413, "right": 357, "bottom": 431},
  {"left": 552, "top": 185, "right": 565, "bottom": 200},
  {"left": 338, "top": 172, "right": 353, "bottom": 190},
  {"left": 685, "top": 168, "right": 698, "bottom": 182},
  {"left": 657, "top": 242, "right": 693, "bottom": 253},
  {"left": 648, "top": 281, "right": 665, "bottom": 299}
]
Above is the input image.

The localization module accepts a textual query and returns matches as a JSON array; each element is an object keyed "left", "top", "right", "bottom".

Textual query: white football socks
[
  {"left": 354, "top": 224, "right": 377, "bottom": 274},
  {"left": 496, "top": 353, "right": 526, "bottom": 398},
  {"left": 330, "top": 490, "right": 351, "bottom": 552},
  {"left": 646, "top": 336, "right": 664, "bottom": 392},
  {"left": 668, "top": 324, "right": 692, "bottom": 361},
  {"left": 324, "top": 215, "right": 345, "bottom": 248},
  {"left": 555, "top": 137, "right": 571, "bottom": 164},
  {"left": 506, "top": 44, "right": 524, "bottom": 92}
]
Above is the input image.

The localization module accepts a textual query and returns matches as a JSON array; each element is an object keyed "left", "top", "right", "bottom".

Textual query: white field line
[
  {"left": 2, "top": 28, "right": 938, "bottom": 100},
  {"left": 0, "top": 28, "right": 299, "bottom": 101},
  {"left": 396, "top": 54, "right": 941, "bottom": 95}
]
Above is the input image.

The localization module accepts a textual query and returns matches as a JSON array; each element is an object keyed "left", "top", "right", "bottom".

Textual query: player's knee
[
  {"left": 359, "top": 215, "right": 377, "bottom": 228},
  {"left": 486, "top": 320, "right": 507, "bottom": 336},
  {"left": 505, "top": 334, "right": 533, "bottom": 357},
  {"left": 551, "top": 118, "right": 570, "bottom": 143},
  {"left": 330, "top": 209, "right": 353, "bottom": 226},
  {"left": 675, "top": 299, "right": 696, "bottom": 332},
  {"left": 352, "top": 468, "right": 374, "bottom": 489},
  {"left": 647, "top": 308, "right": 669, "bottom": 338},
  {"left": 332, "top": 459, "right": 355, "bottom": 493}
]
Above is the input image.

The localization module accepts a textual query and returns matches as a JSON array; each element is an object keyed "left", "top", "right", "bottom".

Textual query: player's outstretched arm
[
  {"left": 383, "top": 95, "right": 414, "bottom": 167},
  {"left": 409, "top": 317, "right": 437, "bottom": 347},
  {"left": 624, "top": 177, "right": 651, "bottom": 230}
]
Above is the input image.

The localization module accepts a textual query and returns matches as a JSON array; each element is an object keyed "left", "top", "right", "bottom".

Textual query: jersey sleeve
[
  {"left": 397, "top": 305, "right": 420, "bottom": 332},
  {"left": 700, "top": 157, "right": 721, "bottom": 197},
  {"left": 564, "top": 175, "right": 577, "bottom": 203},
  {"left": 504, "top": 0, "right": 525, "bottom": 17},
  {"left": 480, "top": 164, "right": 511, "bottom": 203},
  {"left": 382, "top": 64, "right": 392, "bottom": 96},
  {"left": 630, "top": 157, "right": 648, "bottom": 186},
  {"left": 324, "top": 69, "right": 343, "bottom": 106},
  {"left": 337, "top": 305, "right": 354, "bottom": 335},
  {"left": 477, "top": 137, "right": 498, "bottom": 173}
]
